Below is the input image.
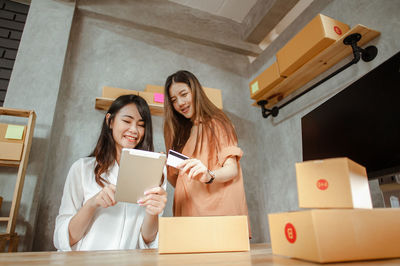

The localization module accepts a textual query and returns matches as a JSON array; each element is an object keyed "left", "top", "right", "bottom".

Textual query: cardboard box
[
  {"left": 144, "top": 85, "right": 165, "bottom": 104},
  {"left": 203, "top": 87, "right": 223, "bottom": 109},
  {"left": 137, "top": 91, "right": 163, "bottom": 106},
  {"left": 0, "top": 123, "right": 26, "bottom": 161},
  {"left": 249, "top": 61, "right": 285, "bottom": 100},
  {"left": 158, "top": 216, "right": 249, "bottom": 254},
  {"left": 145, "top": 84, "right": 164, "bottom": 94},
  {"left": 268, "top": 209, "right": 400, "bottom": 263},
  {"left": 276, "top": 14, "right": 350, "bottom": 77},
  {"left": 296, "top": 157, "right": 372, "bottom": 209},
  {"left": 102, "top": 86, "right": 138, "bottom": 99},
  {"left": 148, "top": 84, "right": 223, "bottom": 109}
]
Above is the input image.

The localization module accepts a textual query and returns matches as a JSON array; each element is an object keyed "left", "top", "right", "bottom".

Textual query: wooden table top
[{"left": 0, "top": 243, "right": 399, "bottom": 265}]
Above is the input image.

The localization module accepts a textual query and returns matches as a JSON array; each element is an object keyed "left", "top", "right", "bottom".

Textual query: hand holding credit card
[{"left": 166, "top": 150, "right": 189, "bottom": 168}]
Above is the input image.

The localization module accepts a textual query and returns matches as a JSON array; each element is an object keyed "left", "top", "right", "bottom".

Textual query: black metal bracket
[
  {"left": 257, "top": 100, "right": 279, "bottom": 118},
  {"left": 257, "top": 33, "right": 378, "bottom": 119}
]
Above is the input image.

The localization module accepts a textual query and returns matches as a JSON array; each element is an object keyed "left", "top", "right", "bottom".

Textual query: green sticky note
[
  {"left": 5, "top": 125, "right": 24, "bottom": 140},
  {"left": 251, "top": 81, "right": 259, "bottom": 94}
]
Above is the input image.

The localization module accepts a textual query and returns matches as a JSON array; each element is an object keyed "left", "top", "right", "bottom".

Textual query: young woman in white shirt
[{"left": 54, "top": 95, "right": 167, "bottom": 251}]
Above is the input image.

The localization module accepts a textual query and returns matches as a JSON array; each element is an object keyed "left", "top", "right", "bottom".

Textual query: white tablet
[{"left": 115, "top": 148, "right": 166, "bottom": 204}]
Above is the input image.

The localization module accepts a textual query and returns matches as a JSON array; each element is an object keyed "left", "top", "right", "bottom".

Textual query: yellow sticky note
[
  {"left": 251, "top": 81, "right": 259, "bottom": 94},
  {"left": 5, "top": 125, "right": 24, "bottom": 140}
]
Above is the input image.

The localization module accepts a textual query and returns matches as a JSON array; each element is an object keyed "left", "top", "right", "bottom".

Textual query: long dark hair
[
  {"left": 91, "top": 94, "right": 154, "bottom": 187},
  {"left": 163, "top": 70, "right": 237, "bottom": 154}
]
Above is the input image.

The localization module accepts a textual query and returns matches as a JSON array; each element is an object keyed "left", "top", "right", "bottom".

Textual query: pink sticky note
[{"left": 154, "top": 93, "right": 164, "bottom": 103}]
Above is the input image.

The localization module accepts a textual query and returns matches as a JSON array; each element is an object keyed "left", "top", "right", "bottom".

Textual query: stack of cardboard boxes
[
  {"left": 249, "top": 14, "right": 350, "bottom": 104},
  {"left": 268, "top": 157, "right": 400, "bottom": 263}
]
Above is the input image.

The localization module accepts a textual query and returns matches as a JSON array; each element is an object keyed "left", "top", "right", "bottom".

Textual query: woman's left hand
[
  {"left": 178, "top": 159, "right": 210, "bottom": 183},
  {"left": 138, "top": 187, "right": 167, "bottom": 216}
]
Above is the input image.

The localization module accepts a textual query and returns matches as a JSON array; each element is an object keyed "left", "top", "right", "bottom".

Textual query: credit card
[{"left": 166, "top": 150, "right": 189, "bottom": 168}]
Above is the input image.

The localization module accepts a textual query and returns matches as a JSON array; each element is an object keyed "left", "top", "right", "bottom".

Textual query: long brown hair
[
  {"left": 163, "top": 70, "right": 237, "bottom": 155},
  {"left": 90, "top": 94, "right": 154, "bottom": 187}
]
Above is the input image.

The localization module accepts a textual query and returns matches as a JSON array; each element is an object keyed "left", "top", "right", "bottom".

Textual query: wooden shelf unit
[
  {"left": 0, "top": 107, "right": 36, "bottom": 252},
  {"left": 253, "top": 24, "right": 380, "bottom": 108}
]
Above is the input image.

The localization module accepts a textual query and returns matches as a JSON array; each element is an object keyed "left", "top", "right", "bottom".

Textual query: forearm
[
  {"left": 212, "top": 158, "right": 239, "bottom": 183},
  {"left": 68, "top": 199, "right": 97, "bottom": 246},
  {"left": 141, "top": 213, "right": 158, "bottom": 244}
]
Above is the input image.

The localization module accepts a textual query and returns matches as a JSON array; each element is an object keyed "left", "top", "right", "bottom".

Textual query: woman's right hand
[
  {"left": 90, "top": 184, "right": 117, "bottom": 208},
  {"left": 68, "top": 183, "right": 116, "bottom": 246}
]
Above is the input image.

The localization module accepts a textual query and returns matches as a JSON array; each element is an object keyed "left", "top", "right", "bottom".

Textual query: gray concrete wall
[
  {"left": 249, "top": 0, "right": 400, "bottom": 242},
  {"left": 0, "top": 0, "right": 75, "bottom": 251}
]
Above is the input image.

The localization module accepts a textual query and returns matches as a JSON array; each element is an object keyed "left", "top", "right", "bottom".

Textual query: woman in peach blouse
[{"left": 163, "top": 70, "right": 250, "bottom": 229}]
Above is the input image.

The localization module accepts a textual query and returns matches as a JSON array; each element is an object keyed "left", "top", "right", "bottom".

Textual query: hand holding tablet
[{"left": 115, "top": 149, "right": 166, "bottom": 204}]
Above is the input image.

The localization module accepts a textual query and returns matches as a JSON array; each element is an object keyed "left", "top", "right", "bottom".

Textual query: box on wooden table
[
  {"left": 102, "top": 86, "right": 139, "bottom": 99},
  {"left": 0, "top": 123, "right": 26, "bottom": 161},
  {"left": 158, "top": 216, "right": 249, "bottom": 254},
  {"left": 249, "top": 61, "right": 284, "bottom": 100},
  {"left": 295, "top": 157, "right": 372, "bottom": 209},
  {"left": 276, "top": 14, "right": 350, "bottom": 77},
  {"left": 268, "top": 209, "right": 400, "bottom": 263}
]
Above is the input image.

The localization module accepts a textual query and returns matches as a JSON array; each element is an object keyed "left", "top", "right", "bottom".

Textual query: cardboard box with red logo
[
  {"left": 268, "top": 209, "right": 400, "bottom": 263},
  {"left": 268, "top": 157, "right": 400, "bottom": 262},
  {"left": 295, "top": 157, "right": 372, "bottom": 209},
  {"left": 276, "top": 14, "right": 350, "bottom": 77}
]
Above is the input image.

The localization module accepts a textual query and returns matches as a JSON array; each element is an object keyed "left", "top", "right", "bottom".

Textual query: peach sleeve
[
  {"left": 217, "top": 146, "right": 243, "bottom": 165},
  {"left": 213, "top": 121, "right": 243, "bottom": 165}
]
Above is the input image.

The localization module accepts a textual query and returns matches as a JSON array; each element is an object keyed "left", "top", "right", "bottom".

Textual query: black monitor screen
[{"left": 301, "top": 51, "right": 400, "bottom": 179}]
